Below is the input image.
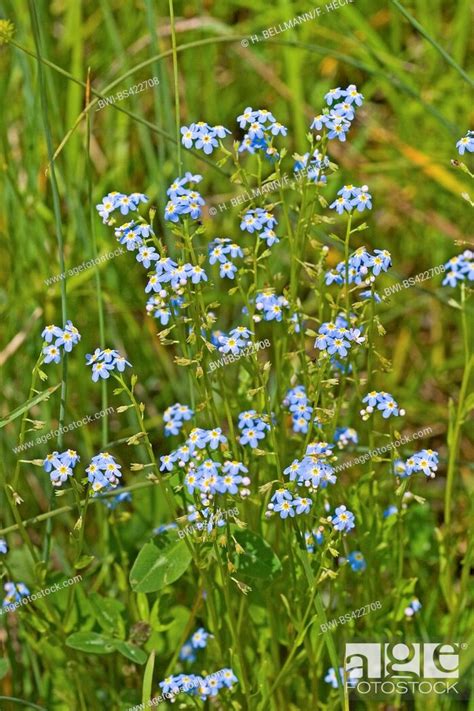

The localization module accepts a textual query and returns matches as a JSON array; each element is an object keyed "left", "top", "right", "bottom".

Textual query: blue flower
[
  {"left": 220, "top": 261, "right": 237, "bottom": 279},
  {"left": 377, "top": 395, "right": 401, "bottom": 419},
  {"left": 195, "top": 129, "right": 218, "bottom": 155},
  {"left": 237, "top": 106, "right": 257, "bottom": 128},
  {"left": 180, "top": 123, "right": 199, "bottom": 148},
  {"left": 456, "top": 130, "right": 474, "bottom": 155},
  {"left": 178, "top": 642, "right": 196, "bottom": 663},
  {"left": 350, "top": 186, "right": 372, "bottom": 212},
  {"left": 43, "top": 344, "right": 61, "bottom": 364},
  {"left": 331, "top": 505, "right": 355, "bottom": 532},
  {"left": 404, "top": 598, "right": 422, "bottom": 617},
  {"left": 326, "top": 115, "right": 351, "bottom": 142},
  {"left": 0, "top": 539, "right": 8, "bottom": 555},
  {"left": 344, "top": 83, "right": 364, "bottom": 106},
  {"left": 191, "top": 627, "right": 212, "bottom": 649},
  {"left": 325, "top": 87, "right": 344, "bottom": 105},
  {"left": 329, "top": 195, "right": 352, "bottom": 214},
  {"left": 41, "top": 324, "right": 63, "bottom": 343},
  {"left": 239, "top": 426, "right": 265, "bottom": 448},
  {"left": 383, "top": 505, "right": 398, "bottom": 518},
  {"left": 136, "top": 245, "right": 159, "bottom": 268},
  {"left": 3, "top": 582, "right": 30, "bottom": 607},
  {"left": 294, "top": 496, "right": 312, "bottom": 515},
  {"left": 347, "top": 551, "right": 366, "bottom": 572}
]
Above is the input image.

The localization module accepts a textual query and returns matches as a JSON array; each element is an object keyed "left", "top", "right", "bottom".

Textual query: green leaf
[
  {"left": 88, "top": 593, "right": 124, "bottom": 635},
  {"left": 233, "top": 530, "right": 282, "bottom": 583},
  {"left": 142, "top": 650, "right": 155, "bottom": 705},
  {"left": 129, "top": 534, "right": 192, "bottom": 593},
  {"left": 0, "top": 384, "right": 61, "bottom": 429},
  {"left": 114, "top": 641, "right": 147, "bottom": 665},
  {"left": 66, "top": 631, "right": 116, "bottom": 655},
  {"left": 74, "top": 555, "right": 95, "bottom": 570}
]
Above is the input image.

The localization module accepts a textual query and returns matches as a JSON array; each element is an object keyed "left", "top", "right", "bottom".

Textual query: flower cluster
[
  {"left": 347, "top": 551, "right": 366, "bottom": 572},
  {"left": 145, "top": 257, "right": 207, "bottom": 298},
  {"left": 330, "top": 184, "right": 372, "bottom": 214},
  {"left": 238, "top": 411, "right": 271, "bottom": 449},
  {"left": 240, "top": 208, "right": 279, "bottom": 247},
  {"left": 456, "top": 130, "right": 474, "bottom": 155},
  {"left": 315, "top": 319, "right": 365, "bottom": 359},
  {"left": 360, "top": 391, "right": 405, "bottom": 420},
  {"left": 96, "top": 191, "right": 147, "bottom": 224},
  {"left": 334, "top": 427, "right": 358, "bottom": 449},
  {"left": 208, "top": 238, "right": 243, "bottom": 280},
  {"left": 159, "top": 669, "right": 238, "bottom": 701},
  {"left": 3, "top": 582, "right": 30, "bottom": 607},
  {"left": 179, "top": 627, "right": 213, "bottom": 662},
  {"left": 164, "top": 173, "right": 204, "bottom": 223},
  {"left": 394, "top": 449, "right": 439, "bottom": 479},
  {"left": 316, "top": 315, "right": 363, "bottom": 373},
  {"left": 330, "top": 504, "right": 356, "bottom": 533},
  {"left": 164, "top": 403, "right": 194, "bottom": 437},
  {"left": 294, "top": 149, "right": 330, "bottom": 184},
  {"left": 146, "top": 292, "right": 183, "bottom": 326},
  {"left": 114, "top": 220, "right": 155, "bottom": 253},
  {"left": 181, "top": 122, "right": 230, "bottom": 154},
  {"left": 267, "top": 488, "right": 312, "bottom": 519},
  {"left": 442, "top": 250, "right": 473, "bottom": 287},
  {"left": 311, "top": 84, "right": 364, "bottom": 142},
  {"left": 43, "top": 449, "right": 80, "bottom": 488},
  {"left": 42, "top": 321, "right": 81, "bottom": 364},
  {"left": 325, "top": 246, "right": 391, "bottom": 286},
  {"left": 283, "top": 441, "right": 336, "bottom": 492},
  {"left": 254, "top": 291, "right": 290, "bottom": 323},
  {"left": 283, "top": 385, "right": 314, "bottom": 434},
  {"left": 185, "top": 504, "right": 235, "bottom": 533},
  {"left": 237, "top": 107, "right": 287, "bottom": 160},
  {"left": 160, "top": 428, "right": 251, "bottom": 504},
  {"left": 0, "top": 539, "right": 8, "bottom": 555},
  {"left": 86, "top": 453, "right": 122, "bottom": 493},
  {"left": 218, "top": 326, "right": 252, "bottom": 356},
  {"left": 85, "top": 348, "right": 131, "bottom": 382}
]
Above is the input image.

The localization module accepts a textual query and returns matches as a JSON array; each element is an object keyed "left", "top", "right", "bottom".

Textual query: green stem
[
  {"left": 28, "top": 0, "right": 69, "bottom": 567},
  {"left": 168, "top": 0, "right": 182, "bottom": 174}
]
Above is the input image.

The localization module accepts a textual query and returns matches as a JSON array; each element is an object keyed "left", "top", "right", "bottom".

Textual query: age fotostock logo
[{"left": 345, "top": 643, "right": 463, "bottom": 696}]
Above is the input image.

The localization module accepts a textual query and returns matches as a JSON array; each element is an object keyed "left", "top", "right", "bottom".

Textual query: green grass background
[{"left": 0, "top": 0, "right": 472, "bottom": 708}]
